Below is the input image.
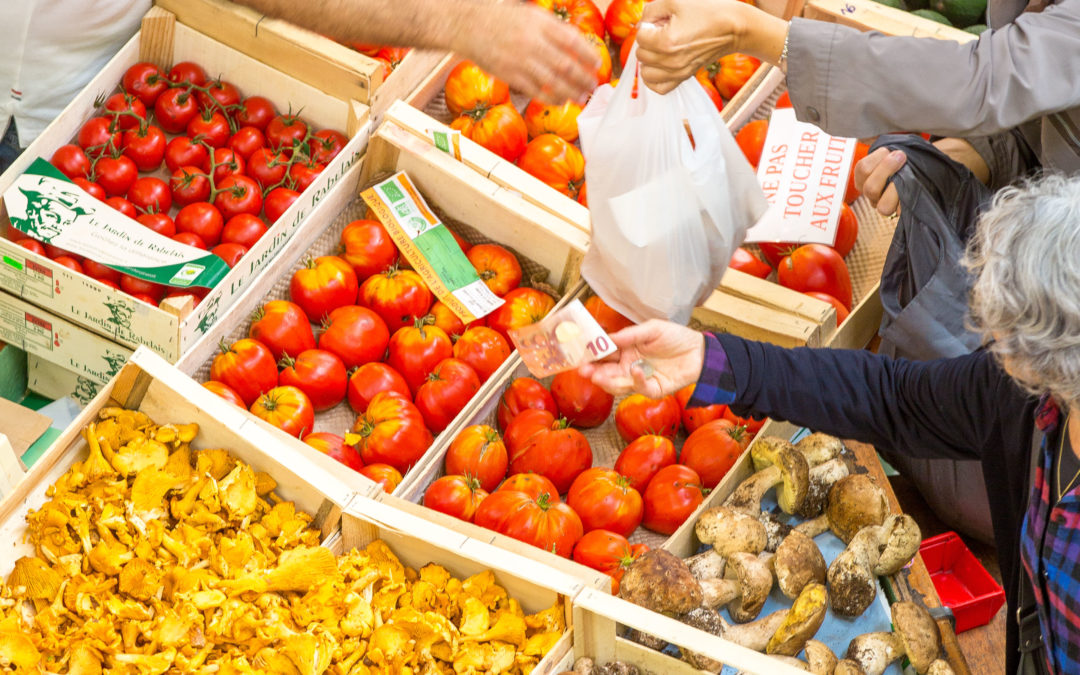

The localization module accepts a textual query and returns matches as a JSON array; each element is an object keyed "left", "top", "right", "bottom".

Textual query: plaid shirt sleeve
[{"left": 687, "top": 333, "right": 737, "bottom": 408}]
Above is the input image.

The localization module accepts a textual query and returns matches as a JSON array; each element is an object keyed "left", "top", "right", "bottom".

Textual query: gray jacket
[{"left": 786, "top": 0, "right": 1080, "bottom": 185}]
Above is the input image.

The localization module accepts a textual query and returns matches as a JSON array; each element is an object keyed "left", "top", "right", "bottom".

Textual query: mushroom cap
[
  {"left": 774, "top": 446, "right": 811, "bottom": 514},
  {"left": 725, "top": 552, "right": 774, "bottom": 623},
  {"left": 750, "top": 437, "right": 797, "bottom": 472},
  {"left": 679, "top": 607, "right": 728, "bottom": 671},
  {"left": 774, "top": 530, "right": 827, "bottom": 599},
  {"left": 766, "top": 582, "right": 828, "bottom": 656},
  {"left": 892, "top": 601, "right": 941, "bottom": 673},
  {"left": 826, "top": 474, "right": 889, "bottom": 543},
  {"left": 804, "top": 639, "right": 839, "bottom": 675},
  {"left": 847, "top": 631, "right": 903, "bottom": 675},
  {"left": 695, "top": 506, "right": 768, "bottom": 557},
  {"left": 796, "top": 457, "right": 851, "bottom": 519},
  {"left": 827, "top": 526, "right": 880, "bottom": 617},
  {"left": 795, "top": 433, "right": 845, "bottom": 466},
  {"left": 618, "top": 549, "right": 702, "bottom": 614},
  {"left": 759, "top": 511, "right": 794, "bottom": 553},
  {"left": 873, "top": 514, "right": 922, "bottom": 576}
]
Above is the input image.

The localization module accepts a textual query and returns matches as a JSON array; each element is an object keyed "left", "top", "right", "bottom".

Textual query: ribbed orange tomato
[
  {"left": 466, "top": 243, "right": 522, "bottom": 296},
  {"left": 604, "top": 0, "right": 644, "bottom": 44},
  {"left": 517, "top": 134, "right": 585, "bottom": 201},
  {"left": 351, "top": 391, "right": 433, "bottom": 472},
  {"left": 358, "top": 266, "right": 433, "bottom": 332},
  {"left": 451, "top": 103, "right": 528, "bottom": 162},
  {"left": 387, "top": 318, "right": 454, "bottom": 394},
  {"left": 453, "top": 326, "right": 512, "bottom": 382},
  {"left": 532, "top": 0, "right": 605, "bottom": 37},
  {"left": 444, "top": 61, "right": 509, "bottom": 116},
  {"left": 446, "top": 424, "right": 509, "bottom": 492},
  {"left": 710, "top": 53, "right": 761, "bottom": 100},
  {"left": 486, "top": 287, "right": 557, "bottom": 343},
  {"left": 474, "top": 489, "right": 584, "bottom": 557},
  {"left": 584, "top": 294, "right": 634, "bottom": 334},
  {"left": 523, "top": 100, "right": 583, "bottom": 143}
]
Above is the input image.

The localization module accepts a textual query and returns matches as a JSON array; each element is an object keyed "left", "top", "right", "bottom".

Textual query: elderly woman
[{"left": 580, "top": 175, "right": 1080, "bottom": 675}]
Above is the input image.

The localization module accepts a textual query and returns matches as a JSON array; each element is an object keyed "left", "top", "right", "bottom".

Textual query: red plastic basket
[{"left": 919, "top": 531, "right": 1006, "bottom": 632}]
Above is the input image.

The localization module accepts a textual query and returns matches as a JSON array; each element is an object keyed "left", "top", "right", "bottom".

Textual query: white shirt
[{"left": 0, "top": 0, "right": 150, "bottom": 148}]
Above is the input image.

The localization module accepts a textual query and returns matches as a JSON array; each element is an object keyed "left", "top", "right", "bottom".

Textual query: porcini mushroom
[
  {"left": 699, "top": 552, "right": 773, "bottom": 622},
  {"left": 804, "top": 640, "right": 839, "bottom": 675},
  {"left": 833, "top": 660, "right": 866, "bottom": 675},
  {"left": 796, "top": 457, "right": 851, "bottom": 519},
  {"left": 846, "top": 601, "right": 942, "bottom": 675},
  {"left": 725, "top": 438, "right": 811, "bottom": 515},
  {"left": 618, "top": 550, "right": 703, "bottom": 616},
  {"left": 772, "top": 530, "right": 827, "bottom": 599},
  {"left": 766, "top": 583, "right": 828, "bottom": 656},
  {"left": 685, "top": 549, "right": 726, "bottom": 580},
  {"left": 695, "top": 506, "right": 768, "bottom": 558},
  {"left": 827, "top": 514, "right": 921, "bottom": 617},
  {"left": 679, "top": 605, "right": 790, "bottom": 655},
  {"left": 795, "top": 433, "right": 845, "bottom": 466},
  {"left": 796, "top": 474, "right": 889, "bottom": 543},
  {"left": 927, "top": 659, "right": 956, "bottom": 675}
]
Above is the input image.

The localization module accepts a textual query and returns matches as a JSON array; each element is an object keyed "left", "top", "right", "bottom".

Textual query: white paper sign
[{"left": 743, "top": 108, "right": 856, "bottom": 246}]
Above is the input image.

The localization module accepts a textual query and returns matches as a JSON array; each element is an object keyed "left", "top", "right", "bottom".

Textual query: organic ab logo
[
  {"left": 104, "top": 300, "right": 134, "bottom": 334},
  {"left": 12, "top": 178, "right": 91, "bottom": 244},
  {"left": 73, "top": 377, "right": 99, "bottom": 405}
]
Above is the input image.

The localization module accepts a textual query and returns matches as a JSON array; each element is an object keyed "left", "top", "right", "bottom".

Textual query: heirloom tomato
[
  {"left": 695, "top": 69, "right": 725, "bottom": 114},
  {"left": 359, "top": 266, "right": 432, "bottom": 332},
  {"left": 604, "top": 0, "right": 644, "bottom": 43},
  {"left": 614, "top": 394, "right": 680, "bottom": 442},
  {"left": 532, "top": 0, "right": 605, "bottom": 37},
  {"left": 453, "top": 326, "right": 511, "bottom": 382},
  {"left": 505, "top": 409, "right": 592, "bottom": 494},
  {"left": 360, "top": 463, "right": 403, "bottom": 493},
  {"left": 202, "top": 380, "right": 246, "bottom": 408},
  {"left": 834, "top": 203, "right": 859, "bottom": 257},
  {"left": 805, "top": 291, "right": 850, "bottom": 326},
  {"left": 319, "top": 305, "right": 390, "bottom": 369},
  {"left": 499, "top": 472, "right": 561, "bottom": 501},
  {"left": 387, "top": 318, "right": 453, "bottom": 394},
  {"left": 304, "top": 432, "right": 364, "bottom": 472},
  {"left": 290, "top": 255, "right": 359, "bottom": 321},
  {"left": 50, "top": 144, "right": 90, "bottom": 180},
  {"left": 175, "top": 202, "right": 224, "bottom": 247},
  {"left": 517, "top": 134, "right": 585, "bottom": 201},
  {"left": 775, "top": 91, "right": 793, "bottom": 108},
  {"left": 248, "top": 300, "right": 316, "bottom": 361},
  {"left": 777, "top": 244, "right": 854, "bottom": 309},
  {"left": 619, "top": 28, "right": 636, "bottom": 68},
  {"left": 451, "top": 103, "right": 528, "bottom": 162},
  {"left": 430, "top": 300, "right": 466, "bottom": 338},
  {"left": 550, "top": 370, "right": 613, "bottom": 428},
  {"left": 251, "top": 386, "right": 314, "bottom": 438},
  {"left": 415, "top": 358, "right": 482, "bottom": 433},
  {"left": 584, "top": 295, "right": 634, "bottom": 334},
  {"left": 347, "top": 362, "right": 410, "bottom": 413},
  {"left": 680, "top": 419, "right": 745, "bottom": 488},
  {"left": 729, "top": 247, "right": 771, "bottom": 279},
  {"left": 523, "top": 100, "right": 582, "bottom": 143},
  {"left": 614, "top": 435, "right": 678, "bottom": 494},
  {"left": 121, "top": 62, "right": 168, "bottom": 107},
  {"left": 567, "top": 468, "right": 643, "bottom": 537},
  {"left": 221, "top": 213, "right": 268, "bottom": 249},
  {"left": 722, "top": 407, "right": 767, "bottom": 434},
  {"left": 586, "top": 32, "right": 612, "bottom": 84},
  {"left": 497, "top": 377, "right": 559, "bottom": 431},
  {"left": 474, "top": 489, "right": 583, "bottom": 557},
  {"left": 444, "top": 61, "right": 510, "bottom": 116},
  {"left": 642, "top": 464, "right": 707, "bottom": 534},
  {"left": 340, "top": 219, "right": 398, "bottom": 281},
  {"left": 424, "top": 475, "right": 488, "bottom": 523},
  {"left": 735, "top": 119, "right": 769, "bottom": 168},
  {"left": 351, "top": 391, "right": 433, "bottom": 472},
  {"left": 210, "top": 338, "right": 278, "bottom": 407},
  {"left": 486, "top": 287, "right": 556, "bottom": 343},
  {"left": 572, "top": 529, "right": 648, "bottom": 593},
  {"left": 466, "top": 243, "right": 521, "bottom": 297},
  {"left": 446, "top": 424, "right": 508, "bottom": 492},
  {"left": 236, "top": 95, "right": 276, "bottom": 131},
  {"left": 710, "top": 53, "right": 761, "bottom": 100},
  {"left": 278, "top": 349, "right": 348, "bottom": 411}
]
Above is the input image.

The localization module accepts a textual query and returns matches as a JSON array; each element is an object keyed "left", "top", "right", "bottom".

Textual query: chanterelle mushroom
[
  {"left": 726, "top": 438, "right": 811, "bottom": 515},
  {"left": 797, "top": 474, "right": 890, "bottom": 543},
  {"left": 846, "top": 601, "right": 943, "bottom": 675},
  {"left": 828, "top": 514, "right": 921, "bottom": 617}
]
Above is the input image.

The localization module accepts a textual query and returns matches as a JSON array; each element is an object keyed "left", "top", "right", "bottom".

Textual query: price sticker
[{"left": 509, "top": 299, "right": 618, "bottom": 378}]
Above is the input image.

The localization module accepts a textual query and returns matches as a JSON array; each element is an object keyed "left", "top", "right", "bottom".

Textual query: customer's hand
[
  {"left": 635, "top": 0, "right": 742, "bottom": 94},
  {"left": 578, "top": 320, "right": 705, "bottom": 397},
  {"left": 856, "top": 138, "right": 989, "bottom": 216}
]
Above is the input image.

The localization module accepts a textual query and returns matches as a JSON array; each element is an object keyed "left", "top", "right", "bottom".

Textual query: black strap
[{"left": 1016, "top": 429, "right": 1049, "bottom": 673}]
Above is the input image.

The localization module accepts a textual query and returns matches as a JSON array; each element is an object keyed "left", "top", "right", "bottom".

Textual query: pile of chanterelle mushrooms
[{"left": 611, "top": 433, "right": 956, "bottom": 675}]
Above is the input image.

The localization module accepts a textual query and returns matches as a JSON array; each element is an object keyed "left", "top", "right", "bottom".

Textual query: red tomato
[
  {"left": 304, "top": 432, "right": 364, "bottom": 472},
  {"left": 506, "top": 408, "right": 593, "bottom": 494},
  {"left": 135, "top": 211, "right": 175, "bottom": 237},
  {"left": 51, "top": 256, "right": 83, "bottom": 274},
  {"left": 103, "top": 92, "right": 146, "bottom": 131},
  {"left": 834, "top": 203, "right": 859, "bottom": 257},
  {"left": 474, "top": 489, "right": 583, "bottom": 557},
  {"left": 619, "top": 28, "right": 637, "bottom": 69},
  {"left": 517, "top": 134, "right": 585, "bottom": 200},
  {"left": 360, "top": 463, "right": 403, "bottom": 493},
  {"left": 264, "top": 187, "right": 299, "bottom": 224},
  {"left": 213, "top": 175, "right": 263, "bottom": 221},
  {"left": 449, "top": 228, "right": 472, "bottom": 254},
  {"left": 804, "top": 291, "right": 851, "bottom": 326},
  {"left": 121, "top": 124, "right": 166, "bottom": 172},
  {"left": 236, "top": 96, "right": 276, "bottom": 131},
  {"left": 266, "top": 113, "right": 309, "bottom": 156},
  {"left": 14, "top": 239, "right": 45, "bottom": 256},
  {"left": 778, "top": 244, "right": 854, "bottom": 310},
  {"left": 94, "top": 155, "right": 138, "bottom": 197},
  {"left": 729, "top": 247, "right": 772, "bottom": 279},
  {"left": 604, "top": 0, "right": 644, "bottom": 43},
  {"left": 567, "top": 468, "right": 643, "bottom": 536},
  {"left": 209, "top": 147, "right": 245, "bottom": 184},
  {"left": 614, "top": 394, "right": 680, "bottom": 442},
  {"left": 172, "top": 232, "right": 207, "bottom": 250},
  {"left": 722, "top": 408, "right": 767, "bottom": 434},
  {"left": 168, "top": 61, "right": 206, "bottom": 87},
  {"left": 319, "top": 305, "right": 390, "bottom": 369},
  {"left": 532, "top": 0, "right": 605, "bottom": 37},
  {"left": 250, "top": 385, "right": 314, "bottom": 438},
  {"left": 550, "top": 370, "right": 614, "bottom": 428},
  {"left": 680, "top": 419, "right": 745, "bottom": 488},
  {"left": 202, "top": 380, "right": 246, "bottom": 408},
  {"left": 451, "top": 103, "right": 528, "bottom": 162},
  {"left": 359, "top": 267, "right": 433, "bottom": 332},
  {"left": 735, "top": 119, "right": 769, "bottom": 168},
  {"left": 453, "top": 326, "right": 511, "bottom": 383},
  {"left": 487, "top": 287, "right": 556, "bottom": 343},
  {"left": 212, "top": 242, "right": 247, "bottom": 267},
  {"left": 711, "top": 53, "right": 761, "bottom": 100},
  {"left": 466, "top": 243, "right": 522, "bottom": 297},
  {"left": 375, "top": 46, "right": 410, "bottom": 67},
  {"left": 415, "top": 358, "right": 481, "bottom": 432},
  {"left": 154, "top": 88, "right": 199, "bottom": 134},
  {"left": 175, "top": 202, "right": 224, "bottom": 247},
  {"left": 127, "top": 176, "right": 171, "bottom": 214},
  {"left": 290, "top": 255, "right": 359, "bottom": 322},
  {"left": 247, "top": 147, "right": 290, "bottom": 190},
  {"left": 695, "top": 69, "right": 726, "bottom": 114},
  {"left": 288, "top": 160, "right": 324, "bottom": 192},
  {"left": 846, "top": 141, "right": 870, "bottom": 204},
  {"left": 248, "top": 299, "right": 317, "bottom": 362},
  {"left": 430, "top": 300, "right": 467, "bottom": 338},
  {"left": 50, "top": 144, "right": 91, "bottom": 180},
  {"left": 129, "top": 293, "right": 159, "bottom": 305},
  {"left": 351, "top": 391, "right": 433, "bottom": 472},
  {"left": 424, "top": 475, "right": 488, "bottom": 522},
  {"left": 674, "top": 384, "right": 727, "bottom": 434},
  {"left": 340, "top": 219, "right": 398, "bottom": 281},
  {"left": 82, "top": 259, "right": 121, "bottom": 284},
  {"left": 228, "top": 125, "right": 266, "bottom": 160},
  {"left": 387, "top": 319, "right": 453, "bottom": 395},
  {"left": 347, "top": 362, "right": 409, "bottom": 414},
  {"left": 196, "top": 79, "right": 241, "bottom": 114},
  {"left": 585, "top": 32, "right": 612, "bottom": 85},
  {"left": 523, "top": 100, "right": 582, "bottom": 143},
  {"left": 105, "top": 197, "right": 137, "bottom": 219},
  {"left": 165, "top": 137, "right": 210, "bottom": 174},
  {"left": 583, "top": 295, "right": 634, "bottom": 334},
  {"left": 77, "top": 117, "right": 122, "bottom": 158},
  {"left": 221, "top": 213, "right": 268, "bottom": 249},
  {"left": 210, "top": 338, "right": 279, "bottom": 406},
  {"left": 446, "top": 424, "right": 509, "bottom": 492},
  {"left": 73, "top": 178, "right": 106, "bottom": 201},
  {"left": 308, "top": 129, "right": 349, "bottom": 164},
  {"left": 186, "top": 110, "right": 231, "bottom": 149},
  {"left": 498, "top": 473, "right": 561, "bottom": 501},
  {"left": 614, "top": 435, "right": 678, "bottom": 494},
  {"left": 121, "top": 62, "right": 168, "bottom": 107},
  {"left": 775, "top": 91, "right": 793, "bottom": 108},
  {"left": 572, "top": 530, "right": 648, "bottom": 593},
  {"left": 642, "top": 464, "right": 707, "bottom": 535},
  {"left": 497, "top": 377, "right": 559, "bottom": 431},
  {"left": 444, "top": 61, "right": 510, "bottom": 116},
  {"left": 279, "top": 348, "right": 348, "bottom": 411}
]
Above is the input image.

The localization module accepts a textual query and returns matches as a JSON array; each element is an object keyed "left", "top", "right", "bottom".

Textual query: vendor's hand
[
  {"left": 457, "top": 3, "right": 600, "bottom": 105},
  {"left": 578, "top": 320, "right": 705, "bottom": 397},
  {"left": 856, "top": 138, "right": 990, "bottom": 216}
]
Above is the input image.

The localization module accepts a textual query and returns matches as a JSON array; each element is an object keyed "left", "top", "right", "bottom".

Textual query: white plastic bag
[{"left": 578, "top": 48, "right": 768, "bottom": 324}]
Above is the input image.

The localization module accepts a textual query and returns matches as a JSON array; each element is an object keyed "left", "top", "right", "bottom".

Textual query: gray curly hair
[{"left": 964, "top": 173, "right": 1080, "bottom": 406}]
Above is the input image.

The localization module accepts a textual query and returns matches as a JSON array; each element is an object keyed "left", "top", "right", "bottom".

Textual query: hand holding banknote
[{"left": 578, "top": 319, "right": 705, "bottom": 397}]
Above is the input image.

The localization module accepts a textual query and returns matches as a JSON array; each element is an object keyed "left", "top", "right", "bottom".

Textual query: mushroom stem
[
  {"left": 847, "top": 602, "right": 943, "bottom": 675},
  {"left": 829, "top": 515, "right": 924, "bottom": 618},
  {"left": 796, "top": 457, "right": 850, "bottom": 518},
  {"left": 700, "top": 578, "right": 739, "bottom": 608},
  {"left": 725, "top": 464, "right": 782, "bottom": 512},
  {"left": 795, "top": 514, "right": 830, "bottom": 539},
  {"left": 685, "top": 549, "right": 726, "bottom": 580},
  {"left": 721, "top": 610, "right": 790, "bottom": 652}
]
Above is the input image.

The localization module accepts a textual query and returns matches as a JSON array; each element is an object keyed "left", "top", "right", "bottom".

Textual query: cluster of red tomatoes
[
  {"left": 727, "top": 104, "right": 869, "bottom": 324},
  {"left": 9, "top": 59, "right": 347, "bottom": 306},
  {"left": 421, "top": 318, "right": 764, "bottom": 589},
  {"left": 202, "top": 216, "right": 559, "bottom": 488},
  {"left": 334, "top": 42, "right": 411, "bottom": 81},
  {"left": 439, "top": 0, "right": 760, "bottom": 207}
]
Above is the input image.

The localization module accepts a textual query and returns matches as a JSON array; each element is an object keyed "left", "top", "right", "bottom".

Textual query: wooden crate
[
  {"left": 803, "top": 0, "right": 979, "bottom": 41},
  {"left": 175, "top": 114, "right": 591, "bottom": 504},
  {"left": 0, "top": 6, "right": 369, "bottom": 376},
  {"left": 154, "top": 0, "right": 448, "bottom": 119},
  {"left": 25, "top": 354, "right": 106, "bottom": 405}
]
